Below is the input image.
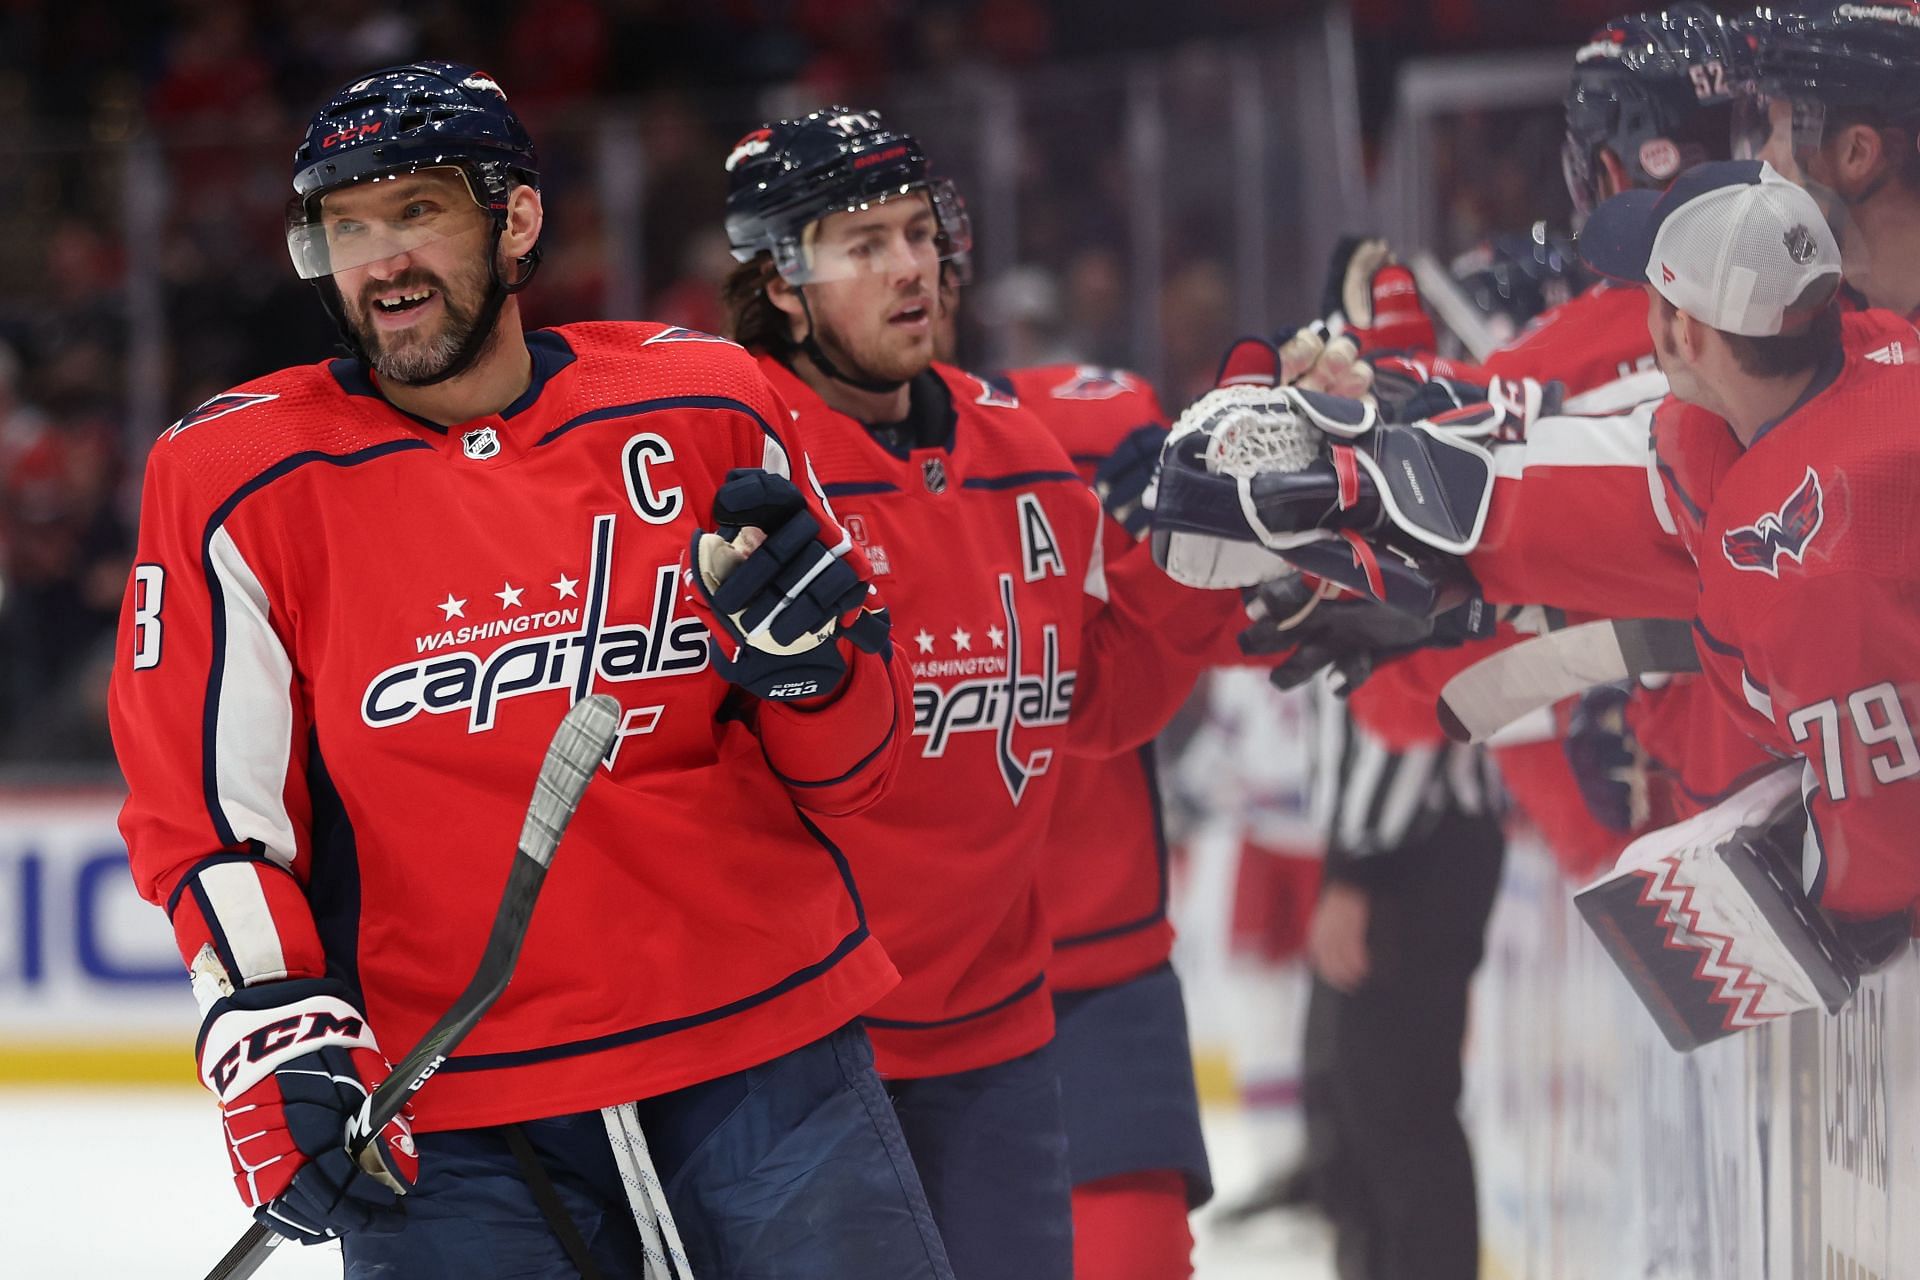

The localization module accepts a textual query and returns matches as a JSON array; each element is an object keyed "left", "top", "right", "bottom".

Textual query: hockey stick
[
  {"left": 203, "top": 693, "right": 621, "bottom": 1280},
  {"left": 1408, "top": 251, "right": 1501, "bottom": 363},
  {"left": 1435, "top": 618, "right": 1699, "bottom": 743}
]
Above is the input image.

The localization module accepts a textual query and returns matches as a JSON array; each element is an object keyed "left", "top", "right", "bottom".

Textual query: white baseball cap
[{"left": 1579, "top": 159, "right": 1842, "bottom": 336}]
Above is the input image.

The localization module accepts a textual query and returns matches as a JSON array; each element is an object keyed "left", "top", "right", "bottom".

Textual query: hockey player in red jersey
[
  {"left": 109, "top": 64, "right": 957, "bottom": 1280},
  {"left": 994, "top": 361, "right": 1216, "bottom": 1279},
  {"left": 720, "top": 108, "right": 1231, "bottom": 1280},
  {"left": 1579, "top": 160, "right": 1920, "bottom": 923}
]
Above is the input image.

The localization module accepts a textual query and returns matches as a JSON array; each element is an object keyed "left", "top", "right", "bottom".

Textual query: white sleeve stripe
[
  {"left": 1082, "top": 507, "right": 1109, "bottom": 602},
  {"left": 197, "top": 861, "right": 291, "bottom": 987},
  {"left": 1491, "top": 406, "right": 1657, "bottom": 478},
  {"left": 761, "top": 434, "right": 793, "bottom": 479},
  {"left": 208, "top": 527, "right": 299, "bottom": 868}
]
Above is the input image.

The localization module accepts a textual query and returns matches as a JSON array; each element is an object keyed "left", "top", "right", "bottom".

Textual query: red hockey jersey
[
  {"left": 1653, "top": 309, "right": 1920, "bottom": 921},
  {"left": 110, "top": 324, "right": 907, "bottom": 1131},
  {"left": 1004, "top": 364, "right": 1184, "bottom": 992},
  {"left": 763, "top": 355, "right": 1210, "bottom": 1075},
  {"left": 1433, "top": 280, "right": 1659, "bottom": 394}
]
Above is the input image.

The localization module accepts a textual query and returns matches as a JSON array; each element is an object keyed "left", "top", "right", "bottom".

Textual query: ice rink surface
[{"left": 3, "top": 1090, "right": 1333, "bottom": 1279}]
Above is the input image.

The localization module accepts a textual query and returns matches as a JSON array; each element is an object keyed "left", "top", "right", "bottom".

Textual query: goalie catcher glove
[
  {"left": 1148, "top": 383, "right": 1495, "bottom": 570},
  {"left": 1240, "top": 572, "right": 1495, "bottom": 693},
  {"left": 195, "top": 974, "right": 417, "bottom": 1243},
  {"left": 1574, "top": 773, "right": 1908, "bottom": 1052},
  {"left": 681, "top": 469, "right": 891, "bottom": 701}
]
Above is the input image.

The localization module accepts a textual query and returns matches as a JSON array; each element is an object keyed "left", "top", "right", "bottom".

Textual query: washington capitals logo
[
  {"left": 162, "top": 393, "right": 279, "bottom": 441},
  {"left": 1048, "top": 366, "right": 1140, "bottom": 401},
  {"left": 911, "top": 574, "right": 1074, "bottom": 804},
  {"left": 1722, "top": 467, "right": 1824, "bottom": 576}
]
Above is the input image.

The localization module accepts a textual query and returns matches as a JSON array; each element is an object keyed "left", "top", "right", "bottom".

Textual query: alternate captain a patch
[{"left": 1722, "top": 467, "right": 1823, "bottom": 577}]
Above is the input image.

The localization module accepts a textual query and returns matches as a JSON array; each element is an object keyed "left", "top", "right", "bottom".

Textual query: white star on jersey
[
  {"left": 987, "top": 625, "right": 1005, "bottom": 649},
  {"left": 915, "top": 630, "right": 936, "bottom": 654},
  {"left": 552, "top": 573, "right": 579, "bottom": 600},
  {"left": 951, "top": 627, "right": 972, "bottom": 652},
  {"left": 496, "top": 583, "right": 524, "bottom": 610},
  {"left": 438, "top": 594, "right": 467, "bottom": 620}
]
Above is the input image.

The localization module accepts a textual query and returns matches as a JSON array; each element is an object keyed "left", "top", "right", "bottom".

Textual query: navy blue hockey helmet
[
  {"left": 1562, "top": 4, "right": 1754, "bottom": 220},
  {"left": 285, "top": 62, "right": 540, "bottom": 282},
  {"left": 1449, "top": 222, "right": 1590, "bottom": 345},
  {"left": 1734, "top": 4, "right": 1920, "bottom": 172},
  {"left": 722, "top": 106, "right": 972, "bottom": 285}
]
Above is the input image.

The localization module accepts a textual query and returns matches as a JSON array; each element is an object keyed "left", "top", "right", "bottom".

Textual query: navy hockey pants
[
  {"left": 343, "top": 1023, "right": 953, "bottom": 1279},
  {"left": 885, "top": 1044, "right": 1074, "bottom": 1280}
]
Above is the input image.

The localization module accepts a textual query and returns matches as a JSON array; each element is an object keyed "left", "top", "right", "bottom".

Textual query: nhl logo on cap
[
  {"left": 1784, "top": 225, "right": 1817, "bottom": 265},
  {"left": 462, "top": 426, "right": 502, "bottom": 460},
  {"left": 922, "top": 457, "right": 949, "bottom": 494}
]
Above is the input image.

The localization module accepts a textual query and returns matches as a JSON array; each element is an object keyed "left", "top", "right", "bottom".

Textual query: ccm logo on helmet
[
  {"left": 208, "top": 1008, "right": 368, "bottom": 1093},
  {"left": 322, "top": 121, "right": 384, "bottom": 149}
]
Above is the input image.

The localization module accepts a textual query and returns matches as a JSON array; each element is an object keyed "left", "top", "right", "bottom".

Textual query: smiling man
[{"left": 110, "top": 63, "right": 956, "bottom": 1280}]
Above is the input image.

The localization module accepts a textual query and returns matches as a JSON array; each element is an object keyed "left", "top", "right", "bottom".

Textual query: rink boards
[
  {"left": 1469, "top": 841, "right": 1920, "bottom": 1280},
  {"left": 4, "top": 790, "right": 1918, "bottom": 1277}
]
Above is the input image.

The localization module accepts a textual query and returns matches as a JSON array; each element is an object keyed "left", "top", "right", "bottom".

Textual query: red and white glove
[
  {"left": 1320, "top": 236, "right": 1436, "bottom": 357},
  {"left": 197, "top": 976, "right": 418, "bottom": 1243}
]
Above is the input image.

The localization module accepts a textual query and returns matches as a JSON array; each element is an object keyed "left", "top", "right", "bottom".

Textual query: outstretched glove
[
  {"left": 1240, "top": 572, "right": 1495, "bottom": 693},
  {"left": 1319, "top": 236, "right": 1436, "bottom": 357},
  {"left": 197, "top": 976, "right": 417, "bottom": 1244},
  {"left": 682, "top": 469, "right": 891, "bottom": 701}
]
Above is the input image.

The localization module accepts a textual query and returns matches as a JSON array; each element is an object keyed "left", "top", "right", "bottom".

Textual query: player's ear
[
  {"left": 502, "top": 184, "right": 543, "bottom": 265},
  {"left": 1829, "top": 121, "right": 1888, "bottom": 195},
  {"left": 766, "top": 272, "right": 808, "bottom": 338}
]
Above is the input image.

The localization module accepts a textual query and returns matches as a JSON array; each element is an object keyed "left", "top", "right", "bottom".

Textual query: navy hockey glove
[
  {"left": 1562, "top": 683, "right": 1644, "bottom": 833},
  {"left": 1093, "top": 424, "right": 1169, "bottom": 539},
  {"left": 196, "top": 976, "right": 417, "bottom": 1244},
  {"left": 682, "top": 469, "right": 891, "bottom": 701}
]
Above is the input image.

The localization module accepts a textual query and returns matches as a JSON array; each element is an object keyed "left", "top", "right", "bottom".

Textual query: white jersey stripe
[
  {"left": 1082, "top": 506, "right": 1109, "bottom": 602},
  {"left": 208, "top": 526, "right": 300, "bottom": 868},
  {"left": 197, "top": 860, "right": 291, "bottom": 987}
]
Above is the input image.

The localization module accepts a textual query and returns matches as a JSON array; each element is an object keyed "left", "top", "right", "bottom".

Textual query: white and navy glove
[
  {"left": 197, "top": 975, "right": 417, "bottom": 1243},
  {"left": 681, "top": 469, "right": 890, "bottom": 701}
]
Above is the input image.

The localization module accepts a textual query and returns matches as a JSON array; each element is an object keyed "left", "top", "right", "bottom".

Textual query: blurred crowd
[{"left": 0, "top": 0, "right": 1745, "bottom": 768}]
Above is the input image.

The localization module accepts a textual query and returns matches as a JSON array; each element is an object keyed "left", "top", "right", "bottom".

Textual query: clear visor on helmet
[
  {"left": 1562, "top": 134, "right": 1599, "bottom": 227},
  {"left": 1732, "top": 88, "right": 1827, "bottom": 184},
  {"left": 285, "top": 165, "right": 493, "bottom": 281},
  {"left": 770, "top": 177, "right": 974, "bottom": 286}
]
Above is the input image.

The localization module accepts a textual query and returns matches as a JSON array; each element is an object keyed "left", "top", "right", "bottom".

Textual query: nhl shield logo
[
  {"left": 922, "top": 457, "right": 949, "bottom": 494},
  {"left": 1784, "top": 224, "right": 1817, "bottom": 265},
  {"left": 461, "top": 427, "right": 502, "bottom": 461}
]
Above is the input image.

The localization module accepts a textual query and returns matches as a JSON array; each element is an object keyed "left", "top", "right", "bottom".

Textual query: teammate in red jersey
[
  {"left": 720, "top": 108, "right": 1229, "bottom": 1280},
  {"left": 109, "top": 63, "right": 956, "bottom": 1280},
  {"left": 1580, "top": 159, "right": 1920, "bottom": 923},
  {"left": 997, "top": 361, "right": 1216, "bottom": 1280}
]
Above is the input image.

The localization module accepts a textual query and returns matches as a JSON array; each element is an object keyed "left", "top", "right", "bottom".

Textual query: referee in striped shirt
[{"left": 1299, "top": 684, "right": 1506, "bottom": 1280}]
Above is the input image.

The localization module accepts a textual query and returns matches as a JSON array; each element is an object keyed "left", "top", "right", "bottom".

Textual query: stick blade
[
  {"left": 1437, "top": 619, "right": 1697, "bottom": 743},
  {"left": 517, "top": 694, "right": 620, "bottom": 867}
]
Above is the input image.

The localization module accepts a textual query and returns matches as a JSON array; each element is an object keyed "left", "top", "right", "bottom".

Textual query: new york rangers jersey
[
  {"left": 763, "top": 356, "right": 1212, "bottom": 1075},
  {"left": 110, "top": 324, "right": 907, "bottom": 1132}
]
